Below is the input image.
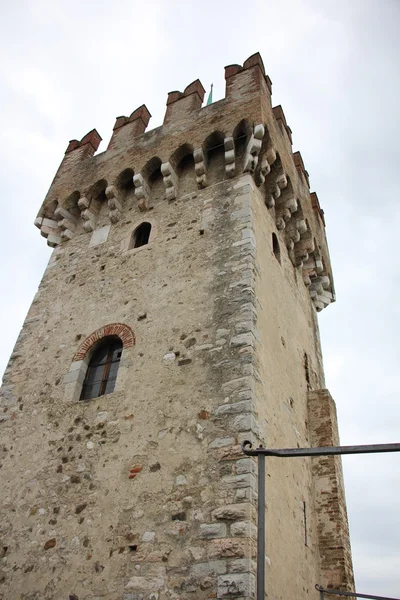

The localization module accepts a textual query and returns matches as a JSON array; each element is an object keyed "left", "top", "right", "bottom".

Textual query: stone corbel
[
  {"left": 266, "top": 182, "right": 284, "bottom": 209},
  {"left": 310, "top": 275, "right": 330, "bottom": 295},
  {"left": 224, "top": 137, "right": 235, "bottom": 178},
  {"left": 275, "top": 196, "right": 297, "bottom": 230},
  {"left": 193, "top": 148, "right": 207, "bottom": 188},
  {"left": 302, "top": 254, "right": 324, "bottom": 286},
  {"left": 309, "top": 275, "right": 333, "bottom": 311},
  {"left": 106, "top": 185, "right": 124, "bottom": 223},
  {"left": 285, "top": 217, "right": 307, "bottom": 250},
  {"left": 276, "top": 172, "right": 288, "bottom": 190},
  {"left": 243, "top": 124, "right": 264, "bottom": 173},
  {"left": 257, "top": 147, "right": 277, "bottom": 186},
  {"left": 133, "top": 173, "right": 150, "bottom": 212},
  {"left": 35, "top": 217, "right": 62, "bottom": 247},
  {"left": 294, "top": 230, "right": 314, "bottom": 267},
  {"left": 78, "top": 197, "right": 97, "bottom": 232},
  {"left": 54, "top": 206, "right": 78, "bottom": 240},
  {"left": 59, "top": 219, "right": 76, "bottom": 240},
  {"left": 161, "top": 162, "right": 179, "bottom": 201}
]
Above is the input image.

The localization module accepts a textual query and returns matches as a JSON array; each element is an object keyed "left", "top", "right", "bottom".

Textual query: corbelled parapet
[{"left": 35, "top": 52, "right": 334, "bottom": 311}]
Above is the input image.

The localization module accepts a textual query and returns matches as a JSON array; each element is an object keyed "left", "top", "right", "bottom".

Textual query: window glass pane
[
  {"left": 104, "top": 377, "right": 117, "bottom": 395},
  {"left": 85, "top": 364, "right": 105, "bottom": 386},
  {"left": 81, "top": 381, "right": 102, "bottom": 400},
  {"left": 89, "top": 382, "right": 102, "bottom": 399},
  {"left": 108, "top": 361, "right": 120, "bottom": 380},
  {"left": 90, "top": 345, "right": 110, "bottom": 366},
  {"left": 111, "top": 346, "right": 122, "bottom": 361}
]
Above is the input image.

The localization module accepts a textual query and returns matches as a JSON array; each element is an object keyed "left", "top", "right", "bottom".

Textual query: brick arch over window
[{"left": 73, "top": 323, "right": 135, "bottom": 361}]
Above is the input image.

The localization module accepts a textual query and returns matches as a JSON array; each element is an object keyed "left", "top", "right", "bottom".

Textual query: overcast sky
[{"left": 1, "top": 0, "right": 399, "bottom": 595}]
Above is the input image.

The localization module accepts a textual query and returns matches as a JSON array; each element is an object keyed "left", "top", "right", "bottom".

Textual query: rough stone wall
[
  {"left": 1, "top": 174, "right": 260, "bottom": 600},
  {"left": 308, "top": 390, "right": 355, "bottom": 593},
  {"left": 0, "top": 52, "right": 353, "bottom": 600}
]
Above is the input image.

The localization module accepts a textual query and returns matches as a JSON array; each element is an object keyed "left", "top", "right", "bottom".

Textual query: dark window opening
[
  {"left": 98, "top": 189, "right": 107, "bottom": 203},
  {"left": 80, "top": 337, "right": 122, "bottom": 401},
  {"left": 118, "top": 169, "right": 135, "bottom": 194},
  {"left": 272, "top": 233, "right": 281, "bottom": 263},
  {"left": 304, "top": 352, "right": 310, "bottom": 387},
  {"left": 233, "top": 119, "right": 251, "bottom": 171},
  {"left": 303, "top": 501, "right": 308, "bottom": 546},
  {"left": 204, "top": 131, "right": 225, "bottom": 185},
  {"left": 177, "top": 153, "right": 194, "bottom": 174},
  {"left": 149, "top": 167, "right": 163, "bottom": 186},
  {"left": 133, "top": 222, "right": 151, "bottom": 248}
]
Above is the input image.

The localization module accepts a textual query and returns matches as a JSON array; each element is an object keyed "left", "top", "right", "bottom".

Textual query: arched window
[
  {"left": 80, "top": 337, "right": 122, "bottom": 401},
  {"left": 132, "top": 222, "right": 151, "bottom": 248}
]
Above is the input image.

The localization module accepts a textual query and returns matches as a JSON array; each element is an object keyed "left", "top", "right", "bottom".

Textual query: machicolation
[{"left": 35, "top": 52, "right": 333, "bottom": 312}]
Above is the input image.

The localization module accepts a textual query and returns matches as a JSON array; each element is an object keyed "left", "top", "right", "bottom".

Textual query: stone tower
[{"left": 0, "top": 53, "right": 354, "bottom": 600}]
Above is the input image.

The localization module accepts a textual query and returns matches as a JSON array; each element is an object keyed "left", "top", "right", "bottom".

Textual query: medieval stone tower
[{"left": 0, "top": 53, "right": 354, "bottom": 600}]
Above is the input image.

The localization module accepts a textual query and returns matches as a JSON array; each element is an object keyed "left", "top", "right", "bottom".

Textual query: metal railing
[
  {"left": 316, "top": 584, "right": 400, "bottom": 600},
  {"left": 242, "top": 441, "right": 400, "bottom": 600}
]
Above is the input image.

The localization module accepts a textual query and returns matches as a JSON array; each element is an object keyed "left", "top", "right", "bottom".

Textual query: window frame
[
  {"left": 79, "top": 337, "right": 123, "bottom": 401},
  {"left": 121, "top": 219, "right": 157, "bottom": 255}
]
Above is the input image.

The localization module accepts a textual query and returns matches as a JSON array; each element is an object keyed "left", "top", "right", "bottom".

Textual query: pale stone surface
[
  {"left": 199, "top": 523, "right": 227, "bottom": 539},
  {"left": 125, "top": 576, "right": 164, "bottom": 591},
  {"left": 89, "top": 224, "right": 111, "bottom": 247},
  {"left": 175, "top": 475, "right": 187, "bottom": 486},
  {"left": 191, "top": 560, "right": 227, "bottom": 576}
]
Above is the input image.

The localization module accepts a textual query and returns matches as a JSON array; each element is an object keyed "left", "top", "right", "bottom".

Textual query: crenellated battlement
[{"left": 34, "top": 52, "right": 334, "bottom": 311}]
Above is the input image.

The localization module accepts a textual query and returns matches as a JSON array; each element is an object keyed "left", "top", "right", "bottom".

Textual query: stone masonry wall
[{"left": 0, "top": 173, "right": 263, "bottom": 600}]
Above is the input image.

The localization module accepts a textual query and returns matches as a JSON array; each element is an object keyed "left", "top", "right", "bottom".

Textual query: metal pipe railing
[
  {"left": 316, "top": 584, "right": 400, "bottom": 600},
  {"left": 241, "top": 441, "right": 400, "bottom": 600}
]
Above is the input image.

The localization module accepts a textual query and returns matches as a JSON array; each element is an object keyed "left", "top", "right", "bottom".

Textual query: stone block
[
  {"left": 217, "top": 572, "right": 256, "bottom": 597},
  {"left": 214, "top": 400, "right": 253, "bottom": 416},
  {"left": 221, "top": 473, "right": 257, "bottom": 491},
  {"left": 215, "top": 445, "right": 243, "bottom": 462},
  {"left": 209, "top": 437, "right": 236, "bottom": 449},
  {"left": 232, "top": 414, "right": 259, "bottom": 434},
  {"left": 230, "top": 333, "right": 255, "bottom": 349},
  {"left": 230, "top": 521, "right": 257, "bottom": 538},
  {"left": 222, "top": 376, "right": 254, "bottom": 395},
  {"left": 89, "top": 225, "right": 111, "bottom": 247},
  {"left": 191, "top": 560, "right": 227, "bottom": 577},
  {"left": 235, "top": 458, "right": 256, "bottom": 475},
  {"left": 216, "top": 328, "right": 230, "bottom": 339},
  {"left": 63, "top": 368, "right": 84, "bottom": 385},
  {"left": 125, "top": 576, "right": 164, "bottom": 591},
  {"left": 212, "top": 503, "right": 250, "bottom": 521},
  {"left": 209, "top": 538, "right": 251, "bottom": 559},
  {"left": 229, "top": 558, "right": 256, "bottom": 573},
  {"left": 234, "top": 321, "right": 254, "bottom": 334},
  {"left": 199, "top": 523, "right": 227, "bottom": 539}
]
